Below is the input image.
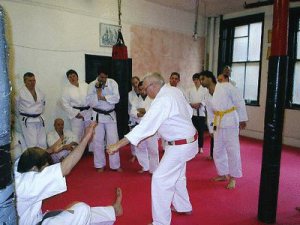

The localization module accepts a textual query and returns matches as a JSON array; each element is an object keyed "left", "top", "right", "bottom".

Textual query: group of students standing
[
  {"left": 13, "top": 68, "right": 123, "bottom": 170},
  {"left": 11, "top": 66, "right": 248, "bottom": 225},
  {"left": 12, "top": 67, "right": 126, "bottom": 225}
]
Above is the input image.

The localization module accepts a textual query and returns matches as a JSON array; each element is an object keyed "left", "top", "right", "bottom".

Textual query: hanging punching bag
[
  {"left": 112, "top": 30, "right": 128, "bottom": 60},
  {"left": 0, "top": 5, "right": 17, "bottom": 225},
  {"left": 112, "top": 30, "right": 130, "bottom": 138}
]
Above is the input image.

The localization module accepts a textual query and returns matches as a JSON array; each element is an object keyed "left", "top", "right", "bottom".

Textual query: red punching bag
[{"left": 112, "top": 30, "right": 128, "bottom": 60}]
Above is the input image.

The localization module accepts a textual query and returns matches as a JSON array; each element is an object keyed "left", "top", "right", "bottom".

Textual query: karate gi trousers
[
  {"left": 42, "top": 202, "right": 116, "bottom": 225},
  {"left": 20, "top": 120, "right": 47, "bottom": 148},
  {"left": 135, "top": 135, "right": 159, "bottom": 173},
  {"left": 151, "top": 141, "right": 197, "bottom": 225},
  {"left": 213, "top": 127, "right": 242, "bottom": 178},
  {"left": 92, "top": 122, "right": 120, "bottom": 170}
]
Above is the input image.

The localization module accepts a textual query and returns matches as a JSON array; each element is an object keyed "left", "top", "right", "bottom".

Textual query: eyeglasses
[{"left": 144, "top": 83, "right": 154, "bottom": 92}]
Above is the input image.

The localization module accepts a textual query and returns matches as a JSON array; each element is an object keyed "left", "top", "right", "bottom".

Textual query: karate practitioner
[
  {"left": 187, "top": 73, "right": 208, "bottom": 154},
  {"left": 108, "top": 72, "right": 198, "bottom": 225},
  {"left": 129, "top": 81, "right": 159, "bottom": 173},
  {"left": 217, "top": 65, "right": 236, "bottom": 86},
  {"left": 14, "top": 122, "right": 123, "bottom": 225},
  {"left": 47, "top": 118, "right": 78, "bottom": 163},
  {"left": 166, "top": 72, "right": 186, "bottom": 97},
  {"left": 87, "top": 68, "right": 121, "bottom": 172},
  {"left": 16, "top": 72, "right": 47, "bottom": 148},
  {"left": 61, "top": 69, "right": 91, "bottom": 143},
  {"left": 128, "top": 76, "right": 141, "bottom": 162},
  {"left": 201, "top": 70, "right": 248, "bottom": 189},
  {"left": 199, "top": 71, "right": 216, "bottom": 160}
]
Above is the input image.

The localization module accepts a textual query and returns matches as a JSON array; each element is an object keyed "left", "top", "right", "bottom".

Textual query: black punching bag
[{"left": 112, "top": 30, "right": 130, "bottom": 138}]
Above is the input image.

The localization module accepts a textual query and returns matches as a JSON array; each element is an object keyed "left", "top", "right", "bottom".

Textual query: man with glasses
[{"left": 107, "top": 72, "right": 198, "bottom": 225}]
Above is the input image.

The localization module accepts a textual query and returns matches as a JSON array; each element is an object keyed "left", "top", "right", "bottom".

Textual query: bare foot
[
  {"left": 96, "top": 167, "right": 104, "bottom": 173},
  {"left": 226, "top": 178, "right": 236, "bottom": 189},
  {"left": 206, "top": 156, "right": 213, "bottom": 160},
  {"left": 130, "top": 156, "right": 136, "bottom": 163},
  {"left": 113, "top": 187, "right": 123, "bottom": 216},
  {"left": 198, "top": 148, "right": 203, "bottom": 154},
  {"left": 111, "top": 168, "right": 123, "bottom": 172},
  {"left": 212, "top": 175, "right": 228, "bottom": 181},
  {"left": 138, "top": 169, "right": 146, "bottom": 174}
]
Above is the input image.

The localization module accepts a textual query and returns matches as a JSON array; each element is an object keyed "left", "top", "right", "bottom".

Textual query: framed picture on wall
[{"left": 99, "top": 23, "right": 121, "bottom": 47}]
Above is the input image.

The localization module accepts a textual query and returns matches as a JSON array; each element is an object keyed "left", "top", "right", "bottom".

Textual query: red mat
[{"left": 43, "top": 136, "right": 300, "bottom": 225}]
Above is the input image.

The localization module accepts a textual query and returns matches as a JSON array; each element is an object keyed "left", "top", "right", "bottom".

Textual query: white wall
[
  {"left": 0, "top": 0, "right": 205, "bottom": 132},
  {"left": 219, "top": 3, "right": 300, "bottom": 147}
]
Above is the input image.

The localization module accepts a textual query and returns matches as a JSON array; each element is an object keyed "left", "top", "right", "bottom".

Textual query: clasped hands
[{"left": 106, "top": 143, "right": 120, "bottom": 155}]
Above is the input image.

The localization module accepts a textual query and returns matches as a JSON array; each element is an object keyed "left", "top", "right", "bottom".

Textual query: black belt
[
  {"left": 20, "top": 112, "right": 44, "bottom": 127},
  {"left": 20, "top": 112, "right": 41, "bottom": 118},
  {"left": 72, "top": 106, "right": 90, "bottom": 111},
  {"left": 37, "top": 210, "right": 64, "bottom": 225},
  {"left": 92, "top": 108, "right": 114, "bottom": 122},
  {"left": 129, "top": 122, "right": 139, "bottom": 129}
]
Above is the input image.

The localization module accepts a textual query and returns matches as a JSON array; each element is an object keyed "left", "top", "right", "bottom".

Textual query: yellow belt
[{"left": 213, "top": 106, "right": 237, "bottom": 130}]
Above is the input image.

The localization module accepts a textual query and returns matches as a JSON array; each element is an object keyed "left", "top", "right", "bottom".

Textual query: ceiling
[{"left": 145, "top": 0, "right": 261, "bottom": 17}]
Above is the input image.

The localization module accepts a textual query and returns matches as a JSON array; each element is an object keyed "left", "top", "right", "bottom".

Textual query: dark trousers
[
  {"left": 192, "top": 116, "right": 206, "bottom": 148},
  {"left": 210, "top": 136, "right": 214, "bottom": 158}
]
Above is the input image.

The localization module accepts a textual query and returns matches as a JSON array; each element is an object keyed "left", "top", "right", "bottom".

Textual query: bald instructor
[{"left": 107, "top": 72, "right": 198, "bottom": 225}]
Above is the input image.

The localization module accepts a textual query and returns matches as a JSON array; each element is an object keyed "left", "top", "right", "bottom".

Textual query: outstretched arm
[
  {"left": 107, "top": 137, "right": 130, "bottom": 155},
  {"left": 61, "top": 122, "right": 96, "bottom": 176},
  {"left": 46, "top": 138, "right": 63, "bottom": 154}
]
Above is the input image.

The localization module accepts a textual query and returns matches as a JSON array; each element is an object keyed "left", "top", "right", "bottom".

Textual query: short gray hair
[{"left": 143, "top": 72, "right": 165, "bottom": 87}]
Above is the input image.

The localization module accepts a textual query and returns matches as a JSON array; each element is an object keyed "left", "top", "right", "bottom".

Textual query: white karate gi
[
  {"left": 125, "top": 85, "right": 198, "bottom": 225},
  {"left": 14, "top": 162, "right": 116, "bottom": 225},
  {"left": 187, "top": 85, "right": 208, "bottom": 148},
  {"left": 130, "top": 95, "right": 159, "bottom": 173},
  {"left": 165, "top": 83, "right": 186, "bottom": 98},
  {"left": 16, "top": 86, "right": 47, "bottom": 148},
  {"left": 47, "top": 129, "right": 78, "bottom": 163},
  {"left": 187, "top": 85, "right": 207, "bottom": 117},
  {"left": 202, "top": 92, "right": 214, "bottom": 134},
  {"left": 128, "top": 89, "right": 140, "bottom": 157},
  {"left": 61, "top": 82, "right": 91, "bottom": 142},
  {"left": 211, "top": 82, "right": 248, "bottom": 178},
  {"left": 87, "top": 78, "right": 120, "bottom": 170},
  {"left": 10, "top": 131, "right": 27, "bottom": 162}
]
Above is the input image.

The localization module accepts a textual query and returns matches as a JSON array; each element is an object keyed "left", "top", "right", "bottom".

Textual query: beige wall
[{"left": 130, "top": 25, "right": 204, "bottom": 87}]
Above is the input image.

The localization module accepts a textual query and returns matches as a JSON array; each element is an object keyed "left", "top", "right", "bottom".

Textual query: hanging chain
[
  {"left": 193, "top": 0, "right": 199, "bottom": 37},
  {"left": 118, "top": 0, "right": 122, "bottom": 27}
]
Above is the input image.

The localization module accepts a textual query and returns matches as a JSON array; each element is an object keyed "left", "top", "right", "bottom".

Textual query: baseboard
[{"left": 240, "top": 129, "right": 300, "bottom": 148}]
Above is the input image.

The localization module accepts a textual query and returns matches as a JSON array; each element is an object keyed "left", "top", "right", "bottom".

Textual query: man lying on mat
[
  {"left": 14, "top": 122, "right": 123, "bottom": 225},
  {"left": 107, "top": 72, "right": 197, "bottom": 225}
]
